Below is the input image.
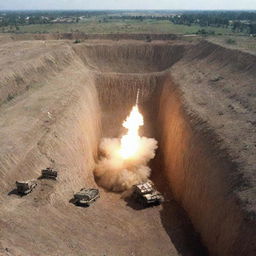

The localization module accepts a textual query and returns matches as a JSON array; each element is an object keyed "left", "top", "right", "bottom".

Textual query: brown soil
[{"left": 0, "top": 35, "right": 255, "bottom": 256}]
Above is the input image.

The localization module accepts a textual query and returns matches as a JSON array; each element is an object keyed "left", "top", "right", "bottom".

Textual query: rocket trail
[{"left": 136, "top": 89, "right": 140, "bottom": 105}]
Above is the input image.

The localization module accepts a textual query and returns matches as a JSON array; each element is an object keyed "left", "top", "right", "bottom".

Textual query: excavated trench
[
  {"left": 0, "top": 39, "right": 256, "bottom": 256},
  {"left": 74, "top": 41, "right": 256, "bottom": 256}
]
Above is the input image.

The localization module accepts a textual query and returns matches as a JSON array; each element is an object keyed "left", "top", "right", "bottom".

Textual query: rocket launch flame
[
  {"left": 119, "top": 105, "right": 143, "bottom": 159},
  {"left": 94, "top": 90, "right": 158, "bottom": 192}
]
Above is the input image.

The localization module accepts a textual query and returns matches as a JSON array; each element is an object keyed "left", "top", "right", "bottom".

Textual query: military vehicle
[
  {"left": 16, "top": 179, "right": 37, "bottom": 195},
  {"left": 73, "top": 188, "right": 100, "bottom": 206},
  {"left": 41, "top": 167, "right": 58, "bottom": 180},
  {"left": 132, "top": 180, "right": 164, "bottom": 206}
]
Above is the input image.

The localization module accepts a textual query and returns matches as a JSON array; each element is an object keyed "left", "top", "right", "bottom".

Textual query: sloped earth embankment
[{"left": 0, "top": 39, "right": 255, "bottom": 255}]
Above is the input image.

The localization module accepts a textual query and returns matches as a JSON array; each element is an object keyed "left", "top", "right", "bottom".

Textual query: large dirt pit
[{"left": 0, "top": 36, "right": 255, "bottom": 256}]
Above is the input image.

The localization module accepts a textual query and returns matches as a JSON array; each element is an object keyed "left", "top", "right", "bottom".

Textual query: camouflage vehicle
[
  {"left": 41, "top": 167, "right": 57, "bottom": 180},
  {"left": 73, "top": 188, "right": 100, "bottom": 206},
  {"left": 16, "top": 179, "right": 37, "bottom": 195},
  {"left": 132, "top": 180, "right": 164, "bottom": 206}
]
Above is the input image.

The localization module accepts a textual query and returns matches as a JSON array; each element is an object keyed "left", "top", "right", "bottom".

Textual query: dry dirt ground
[
  {"left": 0, "top": 37, "right": 206, "bottom": 256},
  {"left": 0, "top": 35, "right": 255, "bottom": 256}
]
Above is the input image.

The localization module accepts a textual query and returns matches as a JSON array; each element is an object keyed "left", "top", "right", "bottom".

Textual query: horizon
[
  {"left": 1, "top": 9, "right": 256, "bottom": 11},
  {"left": 0, "top": 0, "right": 256, "bottom": 11}
]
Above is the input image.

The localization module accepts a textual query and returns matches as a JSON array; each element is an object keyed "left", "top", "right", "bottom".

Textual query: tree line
[
  {"left": 0, "top": 10, "right": 256, "bottom": 35},
  {"left": 170, "top": 11, "right": 256, "bottom": 34}
]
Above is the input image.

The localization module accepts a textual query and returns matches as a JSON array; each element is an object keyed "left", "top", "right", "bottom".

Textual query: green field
[
  {"left": 207, "top": 35, "right": 256, "bottom": 54},
  {"left": 2, "top": 17, "right": 253, "bottom": 54},
  {"left": 1, "top": 19, "right": 237, "bottom": 35}
]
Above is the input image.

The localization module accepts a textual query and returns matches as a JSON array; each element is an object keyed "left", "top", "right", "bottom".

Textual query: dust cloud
[{"left": 94, "top": 137, "right": 158, "bottom": 192}]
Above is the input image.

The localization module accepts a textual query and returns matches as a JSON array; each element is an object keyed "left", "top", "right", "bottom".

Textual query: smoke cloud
[{"left": 94, "top": 137, "right": 158, "bottom": 192}]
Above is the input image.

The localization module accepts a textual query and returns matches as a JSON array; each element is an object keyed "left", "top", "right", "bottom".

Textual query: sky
[{"left": 0, "top": 0, "right": 255, "bottom": 11}]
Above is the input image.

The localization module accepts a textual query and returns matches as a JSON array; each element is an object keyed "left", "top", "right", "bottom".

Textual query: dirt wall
[
  {"left": 156, "top": 75, "right": 256, "bottom": 256},
  {"left": 0, "top": 42, "right": 76, "bottom": 105},
  {"left": 11, "top": 32, "right": 179, "bottom": 41},
  {"left": 0, "top": 50, "right": 101, "bottom": 199},
  {"left": 73, "top": 42, "right": 185, "bottom": 73}
]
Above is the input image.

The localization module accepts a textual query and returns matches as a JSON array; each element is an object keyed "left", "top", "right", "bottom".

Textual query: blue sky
[{"left": 0, "top": 0, "right": 255, "bottom": 10}]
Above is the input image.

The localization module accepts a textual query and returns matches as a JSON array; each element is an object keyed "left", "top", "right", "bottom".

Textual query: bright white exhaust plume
[
  {"left": 94, "top": 104, "right": 158, "bottom": 192},
  {"left": 119, "top": 105, "right": 143, "bottom": 159}
]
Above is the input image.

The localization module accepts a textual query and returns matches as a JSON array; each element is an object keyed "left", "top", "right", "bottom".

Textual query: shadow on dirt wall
[{"left": 151, "top": 152, "right": 209, "bottom": 256}]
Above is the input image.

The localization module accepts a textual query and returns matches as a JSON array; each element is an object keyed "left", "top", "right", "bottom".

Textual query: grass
[
  {"left": 226, "top": 38, "right": 236, "bottom": 44},
  {"left": 2, "top": 19, "right": 237, "bottom": 35},
  {"left": 208, "top": 35, "right": 256, "bottom": 54}
]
